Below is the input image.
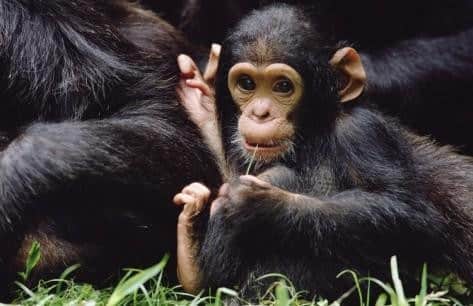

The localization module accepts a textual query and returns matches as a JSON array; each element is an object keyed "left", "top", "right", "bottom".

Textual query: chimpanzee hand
[
  {"left": 176, "top": 44, "right": 226, "bottom": 173},
  {"left": 176, "top": 44, "right": 220, "bottom": 130},
  {"left": 173, "top": 182, "right": 212, "bottom": 294},
  {"left": 211, "top": 175, "right": 301, "bottom": 218}
]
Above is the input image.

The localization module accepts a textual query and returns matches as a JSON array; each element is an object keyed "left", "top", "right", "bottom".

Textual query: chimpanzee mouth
[
  {"left": 231, "top": 134, "right": 296, "bottom": 167},
  {"left": 243, "top": 139, "right": 286, "bottom": 153}
]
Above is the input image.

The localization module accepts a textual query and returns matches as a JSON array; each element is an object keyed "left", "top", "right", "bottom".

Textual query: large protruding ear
[{"left": 329, "top": 47, "right": 366, "bottom": 103}]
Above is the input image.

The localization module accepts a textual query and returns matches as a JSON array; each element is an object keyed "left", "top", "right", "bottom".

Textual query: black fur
[
  {"left": 0, "top": 0, "right": 221, "bottom": 293},
  {"left": 198, "top": 4, "right": 473, "bottom": 300},
  {"left": 140, "top": 0, "right": 255, "bottom": 46},
  {"left": 145, "top": 0, "right": 473, "bottom": 155}
]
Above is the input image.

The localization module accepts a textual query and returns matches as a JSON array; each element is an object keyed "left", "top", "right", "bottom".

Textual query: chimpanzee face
[
  {"left": 226, "top": 46, "right": 365, "bottom": 165},
  {"left": 228, "top": 62, "right": 304, "bottom": 162},
  {"left": 219, "top": 5, "right": 366, "bottom": 166}
]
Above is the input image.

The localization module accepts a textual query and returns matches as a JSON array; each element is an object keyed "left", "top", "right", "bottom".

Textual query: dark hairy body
[
  {"left": 175, "top": 4, "right": 473, "bottom": 300},
  {"left": 0, "top": 0, "right": 220, "bottom": 293},
  {"left": 146, "top": 0, "right": 473, "bottom": 155}
]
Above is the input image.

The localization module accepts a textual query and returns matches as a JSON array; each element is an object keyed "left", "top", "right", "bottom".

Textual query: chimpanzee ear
[{"left": 329, "top": 47, "right": 366, "bottom": 103}]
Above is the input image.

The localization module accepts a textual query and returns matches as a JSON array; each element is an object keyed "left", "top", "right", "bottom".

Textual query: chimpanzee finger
[
  {"left": 177, "top": 54, "right": 196, "bottom": 78},
  {"left": 239, "top": 175, "right": 272, "bottom": 189},
  {"left": 217, "top": 183, "right": 230, "bottom": 197},
  {"left": 173, "top": 193, "right": 196, "bottom": 206},
  {"left": 210, "top": 197, "right": 225, "bottom": 216},
  {"left": 182, "top": 183, "right": 211, "bottom": 211},
  {"left": 204, "top": 43, "right": 221, "bottom": 83},
  {"left": 182, "top": 183, "right": 211, "bottom": 199},
  {"left": 186, "top": 79, "right": 212, "bottom": 97}
]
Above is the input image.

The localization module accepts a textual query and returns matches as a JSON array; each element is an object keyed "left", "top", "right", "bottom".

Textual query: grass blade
[
  {"left": 214, "top": 287, "right": 238, "bottom": 306},
  {"left": 106, "top": 254, "right": 169, "bottom": 306},
  {"left": 245, "top": 144, "right": 258, "bottom": 175},
  {"left": 19, "top": 241, "right": 41, "bottom": 281},
  {"left": 375, "top": 293, "right": 388, "bottom": 306},
  {"left": 337, "top": 270, "right": 364, "bottom": 306},
  {"left": 275, "top": 281, "right": 290, "bottom": 306},
  {"left": 390, "top": 256, "right": 408, "bottom": 306},
  {"left": 415, "top": 263, "right": 428, "bottom": 306}
]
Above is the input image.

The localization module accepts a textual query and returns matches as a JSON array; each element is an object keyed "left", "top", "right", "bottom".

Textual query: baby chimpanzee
[{"left": 174, "top": 4, "right": 473, "bottom": 299}]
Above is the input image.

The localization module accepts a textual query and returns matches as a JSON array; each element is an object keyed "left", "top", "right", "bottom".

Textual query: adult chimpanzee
[
  {"left": 0, "top": 0, "right": 221, "bottom": 294},
  {"left": 173, "top": 4, "right": 473, "bottom": 300},
  {"left": 139, "top": 0, "right": 254, "bottom": 46},
  {"left": 143, "top": 0, "right": 473, "bottom": 155}
]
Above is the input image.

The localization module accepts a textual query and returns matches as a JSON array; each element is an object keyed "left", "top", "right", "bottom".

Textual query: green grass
[{"left": 4, "top": 247, "right": 473, "bottom": 306}]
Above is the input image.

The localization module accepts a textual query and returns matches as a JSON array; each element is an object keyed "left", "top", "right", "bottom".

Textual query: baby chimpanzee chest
[{"left": 303, "top": 163, "right": 337, "bottom": 197}]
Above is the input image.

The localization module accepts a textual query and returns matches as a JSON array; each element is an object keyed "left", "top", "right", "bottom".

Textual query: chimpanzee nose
[
  {"left": 250, "top": 99, "right": 273, "bottom": 122},
  {"left": 251, "top": 110, "right": 271, "bottom": 121}
]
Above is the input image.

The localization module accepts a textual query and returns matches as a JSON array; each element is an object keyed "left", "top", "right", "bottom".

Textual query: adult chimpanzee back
[{"left": 0, "top": 0, "right": 221, "bottom": 293}]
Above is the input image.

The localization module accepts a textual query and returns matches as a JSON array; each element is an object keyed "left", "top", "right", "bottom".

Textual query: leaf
[
  {"left": 214, "top": 287, "right": 238, "bottom": 306},
  {"left": 14, "top": 281, "right": 35, "bottom": 298},
  {"left": 56, "top": 264, "right": 81, "bottom": 294},
  {"left": 337, "top": 270, "right": 364, "bottom": 306},
  {"left": 390, "top": 256, "right": 408, "bottom": 306},
  {"left": 106, "top": 254, "right": 169, "bottom": 306},
  {"left": 414, "top": 263, "right": 428, "bottom": 306},
  {"left": 20, "top": 241, "right": 41, "bottom": 281},
  {"left": 375, "top": 293, "right": 388, "bottom": 306},
  {"left": 275, "top": 281, "right": 290, "bottom": 306}
]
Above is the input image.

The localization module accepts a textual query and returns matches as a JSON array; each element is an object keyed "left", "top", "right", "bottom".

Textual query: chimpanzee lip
[{"left": 244, "top": 139, "right": 284, "bottom": 151}]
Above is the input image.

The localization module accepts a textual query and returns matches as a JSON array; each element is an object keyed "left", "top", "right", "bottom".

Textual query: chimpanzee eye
[
  {"left": 273, "top": 78, "right": 294, "bottom": 94},
  {"left": 237, "top": 75, "right": 256, "bottom": 91}
]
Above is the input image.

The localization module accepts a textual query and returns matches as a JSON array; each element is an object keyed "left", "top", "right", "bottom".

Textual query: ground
[{"left": 5, "top": 245, "right": 473, "bottom": 306}]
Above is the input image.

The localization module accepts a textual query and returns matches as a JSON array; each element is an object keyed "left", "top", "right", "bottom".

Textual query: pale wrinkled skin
[{"left": 174, "top": 44, "right": 222, "bottom": 294}]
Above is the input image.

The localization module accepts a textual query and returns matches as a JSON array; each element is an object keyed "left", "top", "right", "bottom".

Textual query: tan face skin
[
  {"left": 228, "top": 47, "right": 366, "bottom": 162},
  {"left": 228, "top": 63, "right": 304, "bottom": 161}
]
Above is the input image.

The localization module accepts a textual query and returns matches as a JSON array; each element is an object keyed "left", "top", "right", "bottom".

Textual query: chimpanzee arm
[
  {"left": 0, "top": 1, "right": 223, "bottom": 233},
  {"left": 360, "top": 28, "right": 473, "bottom": 105},
  {"left": 0, "top": 107, "right": 218, "bottom": 232},
  {"left": 199, "top": 180, "right": 457, "bottom": 296}
]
